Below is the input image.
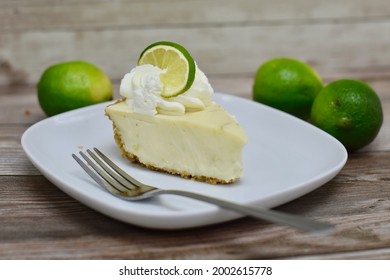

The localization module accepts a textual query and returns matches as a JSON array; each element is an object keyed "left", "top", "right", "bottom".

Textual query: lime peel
[
  {"left": 37, "top": 61, "right": 113, "bottom": 116},
  {"left": 310, "top": 79, "right": 383, "bottom": 151}
]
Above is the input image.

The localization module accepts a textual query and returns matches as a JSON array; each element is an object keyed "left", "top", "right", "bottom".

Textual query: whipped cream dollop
[{"left": 120, "top": 64, "right": 214, "bottom": 116}]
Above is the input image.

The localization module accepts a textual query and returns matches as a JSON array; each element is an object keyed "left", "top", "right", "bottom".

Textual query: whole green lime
[
  {"left": 310, "top": 79, "right": 383, "bottom": 151},
  {"left": 37, "top": 61, "right": 113, "bottom": 116},
  {"left": 253, "top": 58, "right": 323, "bottom": 120}
]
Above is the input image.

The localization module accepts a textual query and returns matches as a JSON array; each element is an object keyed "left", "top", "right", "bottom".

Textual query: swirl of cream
[{"left": 120, "top": 64, "right": 213, "bottom": 116}]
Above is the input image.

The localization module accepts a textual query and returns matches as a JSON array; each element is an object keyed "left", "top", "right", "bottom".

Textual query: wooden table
[{"left": 1, "top": 70, "right": 389, "bottom": 259}]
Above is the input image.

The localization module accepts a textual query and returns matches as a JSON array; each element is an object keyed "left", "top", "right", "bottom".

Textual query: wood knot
[{"left": 0, "top": 58, "right": 28, "bottom": 85}]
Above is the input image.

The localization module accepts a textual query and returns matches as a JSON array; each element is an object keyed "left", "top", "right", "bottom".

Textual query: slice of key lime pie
[{"left": 105, "top": 41, "right": 247, "bottom": 184}]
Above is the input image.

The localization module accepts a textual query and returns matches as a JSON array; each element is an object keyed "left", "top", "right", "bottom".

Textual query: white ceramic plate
[{"left": 22, "top": 93, "right": 347, "bottom": 229}]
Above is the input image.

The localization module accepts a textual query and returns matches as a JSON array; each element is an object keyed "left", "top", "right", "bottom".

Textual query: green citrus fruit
[
  {"left": 253, "top": 58, "right": 323, "bottom": 120},
  {"left": 37, "top": 61, "right": 113, "bottom": 116},
  {"left": 310, "top": 79, "right": 383, "bottom": 151},
  {"left": 138, "top": 41, "right": 196, "bottom": 98}
]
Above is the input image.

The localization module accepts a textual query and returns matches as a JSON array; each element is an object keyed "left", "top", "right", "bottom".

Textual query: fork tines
[{"left": 72, "top": 148, "right": 141, "bottom": 194}]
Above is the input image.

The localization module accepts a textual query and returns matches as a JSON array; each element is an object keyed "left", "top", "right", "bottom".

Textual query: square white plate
[{"left": 22, "top": 93, "right": 347, "bottom": 229}]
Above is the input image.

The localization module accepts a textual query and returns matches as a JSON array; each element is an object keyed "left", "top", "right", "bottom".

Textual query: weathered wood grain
[
  {"left": 0, "top": 85, "right": 45, "bottom": 125},
  {"left": 1, "top": 0, "right": 390, "bottom": 31},
  {"left": 1, "top": 0, "right": 390, "bottom": 85},
  {"left": 288, "top": 248, "right": 390, "bottom": 260},
  {"left": 1, "top": 0, "right": 390, "bottom": 260},
  {"left": 1, "top": 151, "right": 390, "bottom": 260},
  {"left": 2, "top": 21, "right": 390, "bottom": 85}
]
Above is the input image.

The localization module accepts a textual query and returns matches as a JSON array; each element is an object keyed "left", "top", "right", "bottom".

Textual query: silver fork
[{"left": 72, "top": 148, "right": 334, "bottom": 233}]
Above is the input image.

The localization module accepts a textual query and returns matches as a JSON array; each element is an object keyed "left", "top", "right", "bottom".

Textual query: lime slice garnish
[{"left": 138, "top": 41, "right": 196, "bottom": 98}]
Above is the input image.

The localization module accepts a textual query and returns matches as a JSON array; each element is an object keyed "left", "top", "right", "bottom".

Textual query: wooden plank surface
[
  {"left": 1, "top": 0, "right": 390, "bottom": 85},
  {"left": 2, "top": 0, "right": 390, "bottom": 30},
  {"left": 1, "top": 0, "right": 390, "bottom": 260},
  {"left": 2, "top": 22, "right": 390, "bottom": 85},
  {"left": 1, "top": 151, "right": 390, "bottom": 259}
]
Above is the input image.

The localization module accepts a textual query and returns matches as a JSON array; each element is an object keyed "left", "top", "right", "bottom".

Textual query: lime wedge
[{"left": 138, "top": 41, "right": 196, "bottom": 98}]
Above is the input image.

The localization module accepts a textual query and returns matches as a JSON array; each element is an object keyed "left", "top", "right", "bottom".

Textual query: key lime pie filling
[{"left": 105, "top": 42, "right": 247, "bottom": 184}]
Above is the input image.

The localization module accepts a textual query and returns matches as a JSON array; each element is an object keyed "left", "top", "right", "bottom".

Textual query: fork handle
[{"left": 159, "top": 189, "right": 333, "bottom": 233}]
